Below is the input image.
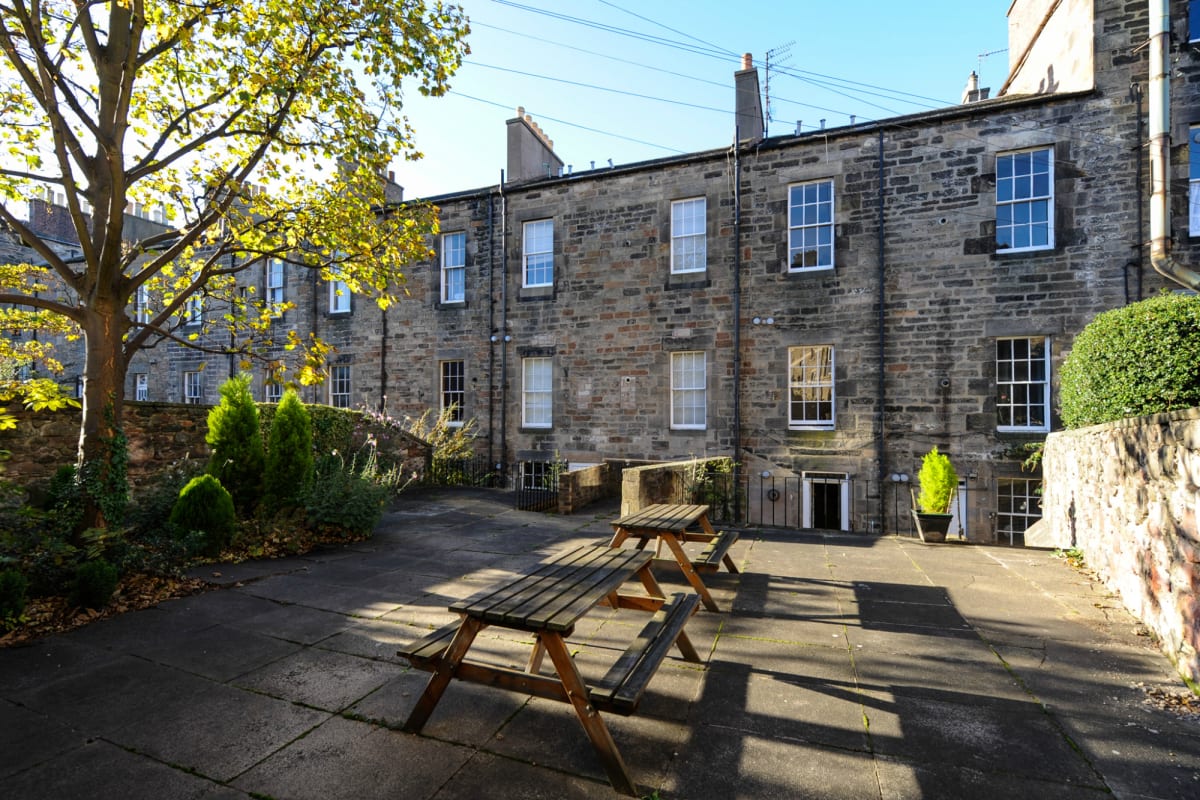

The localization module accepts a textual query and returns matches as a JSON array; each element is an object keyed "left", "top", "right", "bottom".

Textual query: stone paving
[{"left": 2, "top": 488, "right": 1198, "bottom": 799}]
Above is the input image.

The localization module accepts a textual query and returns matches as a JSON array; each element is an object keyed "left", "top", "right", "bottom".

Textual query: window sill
[
  {"left": 436, "top": 300, "right": 468, "bottom": 310},
  {"left": 520, "top": 426, "right": 553, "bottom": 433},
  {"left": 994, "top": 244, "right": 1054, "bottom": 255},
  {"left": 785, "top": 265, "right": 835, "bottom": 275},
  {"left": 666, "top": 275, "right": 710, "bottom": 291},
  {"left": 519, "top": 285, "right": 554, "bottom": 301},
  {"left": 789, "top": 424, "right": 836, "bottom": 432},
  {"left": 669, "top": 426, "right": 707, "bottom": 433}
]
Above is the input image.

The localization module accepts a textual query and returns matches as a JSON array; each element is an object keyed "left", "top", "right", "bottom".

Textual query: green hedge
[{"left": 1060, "top": 292, "right": 1200, "bottom": 428}]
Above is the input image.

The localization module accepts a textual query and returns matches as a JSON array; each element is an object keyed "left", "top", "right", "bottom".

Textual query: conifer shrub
[
  {"left": 1060, "top": 292, "right": 1200, "bottom": 428},
  {"left": 169, "top": 474, "right": 236, "bottom": 556},
  {"left": 70, "top": 559, "right": 119, "bottom": 609},
  {"left": 263, "top": 390, "right": 314, "bottom": 513},
  {"left": 0, "top": 568, "right": 28, "bottom": 623},
  {"left": 206, "top": 373, "right": 264, "bottom": 512},
  {"left": 916, "top": 446, "right": 957, "bottom": 514}
]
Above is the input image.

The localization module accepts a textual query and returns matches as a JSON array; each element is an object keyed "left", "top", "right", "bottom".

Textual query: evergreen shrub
[
  {"left": 1060, "top": 292, "right": 1200, "bottom": 428},
  {"left": 70, "top": 559, "right": 119, "bottom": 609},
  {"left": 170, "top": 474, "right": 236, "bottom": 556},
  {"left": 0, "top": 568, "right": 28, "bottom": 621},
  {"left": 916, "top": 446, "right": 957, "bottom": 514},
  {"left": 206, "top": 373, "right": 265, "bottom": 511},
  {"left": 263, "top": 390, "right": 314, "bottom": 513}
]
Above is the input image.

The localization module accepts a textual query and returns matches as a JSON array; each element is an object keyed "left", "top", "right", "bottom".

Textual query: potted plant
[{"left": 911, "top": 446, "right": 958, "bottom": 543}]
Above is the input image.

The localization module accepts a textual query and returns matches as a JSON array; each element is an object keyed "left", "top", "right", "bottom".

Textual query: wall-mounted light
[
  {"left": 752, "top": 317, "right": 761, "bottom": 325},
  {"left": 504, "top": 335, "right": 512, "bottom": 342},
  {"left": 760, "top": 470, "right": 771, "bottom": 478},
  {"left": 489, "top": 334, "right": 498, "bottom": 342}
]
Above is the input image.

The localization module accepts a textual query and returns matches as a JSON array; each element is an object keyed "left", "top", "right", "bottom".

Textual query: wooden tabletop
[
  {"left": 611, "top": 503, "right": 710, "bottom": 532},
  {"left": 449, "top": 545, "right": 653, "bottom": 633}
]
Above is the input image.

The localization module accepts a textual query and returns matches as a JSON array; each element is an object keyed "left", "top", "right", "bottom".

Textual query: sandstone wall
[
  {"left": 1035, "top": 408, "right": 1200, "bottom": 682},
  {"left": 0, "top": 402, "right": 431, "bottom": 497}
]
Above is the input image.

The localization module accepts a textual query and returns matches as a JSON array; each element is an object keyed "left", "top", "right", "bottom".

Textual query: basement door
[{"left": 801, "top": 472, "right": 851, "bottom": 532}]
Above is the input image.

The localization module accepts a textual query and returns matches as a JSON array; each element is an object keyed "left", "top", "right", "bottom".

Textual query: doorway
[{"left": 802, "top": 472, "right": 850, "bottom": 531}]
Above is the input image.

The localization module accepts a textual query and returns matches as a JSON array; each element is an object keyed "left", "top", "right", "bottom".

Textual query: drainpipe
[
  {"left": 1149, "top": 0, "right": 1200, "bottom": 290},
  {"left": 487, "top": 190, "right": 496, "bottom": 468},
  {"left": 876, "top": 127, "right": 887, "bottom": 533},
  {"left": 732, "top": 129, "right": 742, "bottom": 520},
  {"left": 499, "top": 171, "right": 509, "bottom": 476}
]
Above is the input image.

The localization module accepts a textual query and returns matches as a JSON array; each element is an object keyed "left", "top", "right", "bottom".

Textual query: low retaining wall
[
  {"left": 558, "top": 463, "right": 609, "bottom": 515},
  {"left": 1033, "top": 408, "right": 1200, "bottom": 683},
  {"left": 619, "top": 458, "right": 733, "bottom": 516},
  {"left": 1, "top": 402, "right": 430, "bottom": 498}
]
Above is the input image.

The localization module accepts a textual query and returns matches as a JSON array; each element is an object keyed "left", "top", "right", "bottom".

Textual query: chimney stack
[
  {"left": 506, "top": 106, "right": 564, "bottom": 184},
  {"left": 961, "top": 71, "right": 990, "bottom": 103},
  {"left": 735, "top": 52, "right": 764, "bottom": 143}
]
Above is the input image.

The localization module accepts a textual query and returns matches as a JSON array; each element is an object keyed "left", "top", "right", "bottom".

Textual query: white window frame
[
  {"left": 134, "top": 285, "right": 151, "bottom": 324},
  {"left": 788, "top": 345, "right": 836, "bottom": 430},
  {"left": 441, "top": 360, "right": 465, "bottom": 426},
  {"left": 267, "top": 258, "right": 285, "bottom": 309},
  {"left": 787, "top": 179, "right": 835, "bottom": 272},
  {"left": 996, "top": 478, "right": 1043, "bottom": 547},
  {"left": 330, "top": 365, "right": 352, "bottom": 408},
  {"left": 134, "top": 373, "right": 148, "bottom": 401},
  {"left": 671, "top": 197, "right": 706, "bottom": 274},
  {"left": 523, "top": 219, "right": 554, "bottom": 288},
  {"left": 441, "top": 232, "right": 466, "bottom": 303},
  {"left": 264, "top": 380, "right": 282, "bottom": 404},
  {"left": 996, "top": 336, "right": 1050, "bottom": 432},
  {"left": 183, "top": 371, "right": 203, "bottom": 405},
  {"left": 329, "top": 277, "right": 351, "bottom": 314},
  {"left": 670, "top": 351, "right": 706, "bottom": 430},
  {"left": 522, "top": 357, "right": 552, "bottom": 428},
  {"left": 1190, "top": 126, "right": 1200, "bottom": 236},
  {"left": 996, "top": 147, "right": 1055, "bottom": 253},
  {"left": 183, "top": 294, "right": 202, "bottom": 326}
]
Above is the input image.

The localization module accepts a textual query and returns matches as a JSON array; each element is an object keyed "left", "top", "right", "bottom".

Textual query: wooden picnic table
[
  {"left": 609, "top": 503, "right": 740, "bottom": 612},
  {"left": 397, "top": 544, "right": 701, "bottom": 797}
]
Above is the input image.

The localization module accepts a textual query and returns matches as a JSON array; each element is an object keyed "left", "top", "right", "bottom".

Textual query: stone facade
[
  {"left": 6, "top": 0, "right": 1200, "bottom": 544},
  {"left": 1032, "top": 408, "right": 1200, "bottom": 682}
]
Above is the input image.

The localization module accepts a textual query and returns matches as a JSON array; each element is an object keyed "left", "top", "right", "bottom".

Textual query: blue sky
[{"left": 390, "top": 1, "right": 1014, "bottom": 199}]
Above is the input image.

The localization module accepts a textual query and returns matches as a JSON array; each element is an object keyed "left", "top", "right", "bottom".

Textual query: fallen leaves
[{"left": 0, "top": 573, "right": 211, "bottom": 648}]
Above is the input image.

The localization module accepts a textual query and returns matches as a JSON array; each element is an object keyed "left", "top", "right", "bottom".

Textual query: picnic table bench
[
  {"left": 609, "top": 503, "right": 740, "bottom": 612},
  {"left": 397, "top": 545, "right": 701, "bottom": 796}
]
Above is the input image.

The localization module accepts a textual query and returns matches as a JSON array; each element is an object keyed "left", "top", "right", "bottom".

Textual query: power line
[{"left": 448, "top": 90, "right": 687, "bottom": 155}]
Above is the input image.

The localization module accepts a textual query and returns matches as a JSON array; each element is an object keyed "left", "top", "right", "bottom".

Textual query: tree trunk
[{"left": 76, "top": 303, "right": 129, "bottom": 533}]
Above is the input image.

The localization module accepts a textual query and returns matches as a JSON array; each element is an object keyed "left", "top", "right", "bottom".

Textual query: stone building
[{"left": 7, "top": 0, "right": 1200, "bottom": 544}]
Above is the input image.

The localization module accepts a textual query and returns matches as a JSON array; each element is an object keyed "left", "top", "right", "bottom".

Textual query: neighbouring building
[{"left": 7, "top": 0, "right": 1200, "bottom": 544}]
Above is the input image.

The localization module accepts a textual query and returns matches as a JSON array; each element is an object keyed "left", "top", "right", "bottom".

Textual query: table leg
[
  {"left": 609, "top": 528, "right": 629, "bottom": 548},
  {"left": 540, "top": 631, "right": 640, "bottom": 797},
  {"left": 403, "top": 617, "right": 483, "bottom": 733},
  {"left": 660, "top": 533, "right": 721, "bottom": 612},
  {"left": 527, "top": 633, "right": 547, "bottom": 674}
]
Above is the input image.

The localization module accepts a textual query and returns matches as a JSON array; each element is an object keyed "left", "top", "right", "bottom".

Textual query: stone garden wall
[
  {"left": 1033, "top": 408, "right": 1200, "bottom": 682},
  {"left": 1, "top": 402, "right": 430, "bottom": 497}
]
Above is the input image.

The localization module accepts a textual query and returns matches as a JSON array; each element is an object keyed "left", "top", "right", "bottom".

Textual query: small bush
[
  {"left": 170, "top": 475, "right": 236, "bottom": 557},
  {"left": 263, "top": 390, "right": 314, "bottom": 513},
  {"left": 70, "top": 559, "right": 119, "bottom": 609},
  {"left": 305, "top": 453, "right": 389, "bottom": 538},
  {"left": 1060, "top": 292, "right": 1200, "bottom": 428},
  {"left": 206, "top": 374, "right": 265, "bottom": 512},
  {"left": 0, "top": 568, "right": 29, "bottom": 622},
  {"left": 916, "top": 446, "right": 957, "bottom": 514}
]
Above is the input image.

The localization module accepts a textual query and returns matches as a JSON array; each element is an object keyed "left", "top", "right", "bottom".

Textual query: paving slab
[{"left": 3, "top": 489, "right": 1199, "bottom": 800}]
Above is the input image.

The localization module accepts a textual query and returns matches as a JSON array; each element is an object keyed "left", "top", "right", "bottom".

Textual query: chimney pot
[
  {"left": 741, "top": 53, "right": 753, "bottom": 70},
  {"left": 516, "top": 105, "right": 524, "bottom": 116}
]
